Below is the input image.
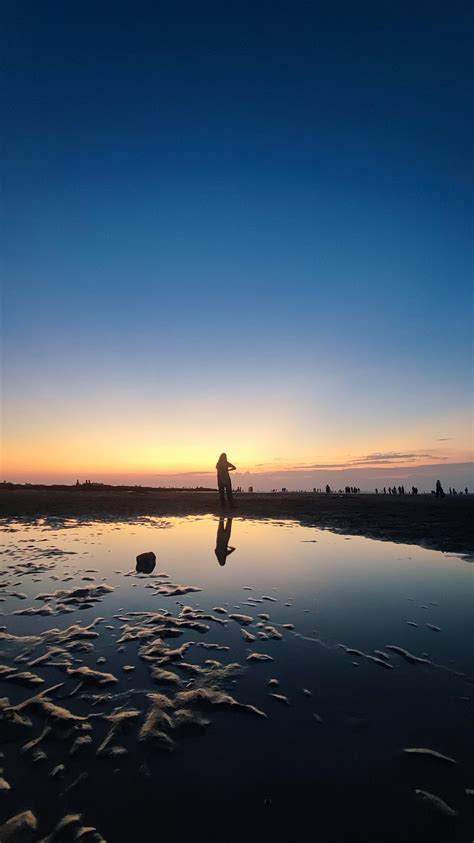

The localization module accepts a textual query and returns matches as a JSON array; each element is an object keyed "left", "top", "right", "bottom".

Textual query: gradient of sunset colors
[{"left": 2, "top": 2, "right": 472, "bottom": 490}]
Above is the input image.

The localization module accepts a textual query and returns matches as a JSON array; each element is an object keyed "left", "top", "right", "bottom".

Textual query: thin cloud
[
  {"left": 277, "top": 451, "right": 445, "bottom": 472},
  {"left": 350, "top": 452, "right": 443, "bottom": 466},
  {"left": 437, "top": 438, "right": 452, "bottom": 441},
  {"left": 294, "top": 463, "right": 348, "bottom": 470},
  {"left": 154, "top": 470, "right": 213, "bottom": 477}
]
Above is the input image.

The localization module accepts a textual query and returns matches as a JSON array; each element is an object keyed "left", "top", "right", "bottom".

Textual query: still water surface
[{"left": 0, "top": 516, "right": 472, "bottom": 842}]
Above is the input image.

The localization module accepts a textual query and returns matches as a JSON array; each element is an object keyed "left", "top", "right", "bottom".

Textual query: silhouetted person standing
[
  {"left": 435, "top": 479, "right": 445, "bottom": 498},
  {"left": 215, "top": 517, "right": 236, "bottom": 566},
  {"left": 216, "top": 452, "right": 236, "bottom": 507}
]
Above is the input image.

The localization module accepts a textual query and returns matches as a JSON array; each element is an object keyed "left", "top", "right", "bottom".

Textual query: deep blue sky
[{"left": 2, "top": 1, "right": 472, "bottom": 484}]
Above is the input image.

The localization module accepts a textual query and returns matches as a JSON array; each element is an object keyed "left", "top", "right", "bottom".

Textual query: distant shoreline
[{"left": 0, "top": 487, "right": 472, "bottom": 557}]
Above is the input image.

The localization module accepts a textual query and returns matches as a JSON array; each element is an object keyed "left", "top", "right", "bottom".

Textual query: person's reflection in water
[{"left": 215, "top": 517, "right": 236, "bottom": 566}]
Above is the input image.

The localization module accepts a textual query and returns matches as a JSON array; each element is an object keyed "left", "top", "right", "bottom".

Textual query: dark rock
[{"left": 136, "top": 552, "right": 156, "bottom": 574}]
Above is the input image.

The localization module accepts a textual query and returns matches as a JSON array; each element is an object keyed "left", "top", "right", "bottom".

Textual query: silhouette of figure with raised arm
[
  {"left": 216, "top": 452, "right": 236, "bottom": 507},
  {"left": 215, "top": 517, "right": 236, "bottom": 566}
]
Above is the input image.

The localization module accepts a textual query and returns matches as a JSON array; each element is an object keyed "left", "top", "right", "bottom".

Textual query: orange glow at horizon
[
  {"left": 2, "top": 388, "right": 472, "bottom": 483},
  {"left": 3, "top": 433, "right": 472, "bottom": 482}
]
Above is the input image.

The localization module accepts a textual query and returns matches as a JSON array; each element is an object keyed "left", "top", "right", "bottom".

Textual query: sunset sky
[{"left": 2, "top": 2, "right": 472, "bottom": 490}]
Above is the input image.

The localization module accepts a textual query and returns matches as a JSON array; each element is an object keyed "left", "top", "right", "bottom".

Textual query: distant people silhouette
[
  {"left": 435, "top": 479, "right": 445, "bottom": 498},
  {"left": 215, "top": 517, "right": 235, "bottom": 566},
  {"left": 216, "top": 452, "right": 236, "bottom": 507}
]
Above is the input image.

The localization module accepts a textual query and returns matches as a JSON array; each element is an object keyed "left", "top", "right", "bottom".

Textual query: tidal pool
[{"left": 0, "top": 515, "right": 472, "bottom": 842}]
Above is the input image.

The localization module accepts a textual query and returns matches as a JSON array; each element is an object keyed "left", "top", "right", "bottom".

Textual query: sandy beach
[{"left": 1, "top": 487, "right": 472, "bottom": 556}]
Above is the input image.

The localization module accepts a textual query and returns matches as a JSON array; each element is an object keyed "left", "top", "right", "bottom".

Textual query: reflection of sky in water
[
  {"left": 0, "top": 516, "right": 472, "bottom": 842},
  {"left": 2, "top": 516, "right": 472, "bottom": 671}
]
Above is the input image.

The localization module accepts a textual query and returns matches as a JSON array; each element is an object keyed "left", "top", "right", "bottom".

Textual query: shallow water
[{"left": 0, "top": 515, "right": 472, "bottom": 842}]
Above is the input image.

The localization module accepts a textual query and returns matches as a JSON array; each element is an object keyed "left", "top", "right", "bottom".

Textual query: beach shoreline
[{"left": 0, "top": 488, "right": 472, "bottom": 557}]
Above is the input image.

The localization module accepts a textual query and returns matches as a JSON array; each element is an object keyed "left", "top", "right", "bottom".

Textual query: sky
[{"left": 1, "top": 1, "right": 472, "bottom": 490}]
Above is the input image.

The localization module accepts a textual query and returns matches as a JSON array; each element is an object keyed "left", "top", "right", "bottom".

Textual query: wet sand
[{"left": 1, "top": 488, "right": 472, "bottom": 556}]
